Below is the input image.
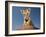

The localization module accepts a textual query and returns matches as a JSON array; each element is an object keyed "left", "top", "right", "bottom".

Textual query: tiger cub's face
[{"left": 23, "top": 9, "right": 30, "bottom": 17}]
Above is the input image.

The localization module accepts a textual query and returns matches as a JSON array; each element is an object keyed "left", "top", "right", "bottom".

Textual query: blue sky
[{"left": 12, "top": 6, "right": 40, "bottom": 30}]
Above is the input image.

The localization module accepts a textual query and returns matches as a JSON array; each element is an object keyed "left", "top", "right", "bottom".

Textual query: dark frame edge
[
  {"left": 43, "top": 3, "right": 45, "bottom": 34},
  {"left": 5, "top": 1, "right": 8, "bottom": 36},
  {"left": 5, "top": 1, "right": 45, "bottom": 4}
]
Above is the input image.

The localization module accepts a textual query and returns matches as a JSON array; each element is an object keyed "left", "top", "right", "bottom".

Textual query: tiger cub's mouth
[{"left": 25, "top": 19, "right": 28, "bottom": 22}]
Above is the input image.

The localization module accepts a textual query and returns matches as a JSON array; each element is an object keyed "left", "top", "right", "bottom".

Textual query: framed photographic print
[{"left": 5, "top": 1, "right": 45, "bottom": 36}]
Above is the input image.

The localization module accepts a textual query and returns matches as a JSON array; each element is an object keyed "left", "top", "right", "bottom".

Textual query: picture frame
[{"left": 5, "top": 1, "right": 45, "bottom": 36}]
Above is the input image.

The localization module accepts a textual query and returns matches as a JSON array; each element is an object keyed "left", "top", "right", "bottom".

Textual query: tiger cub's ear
[{"left": 20, "top": 10, "right": 22, "bottom": 14}]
